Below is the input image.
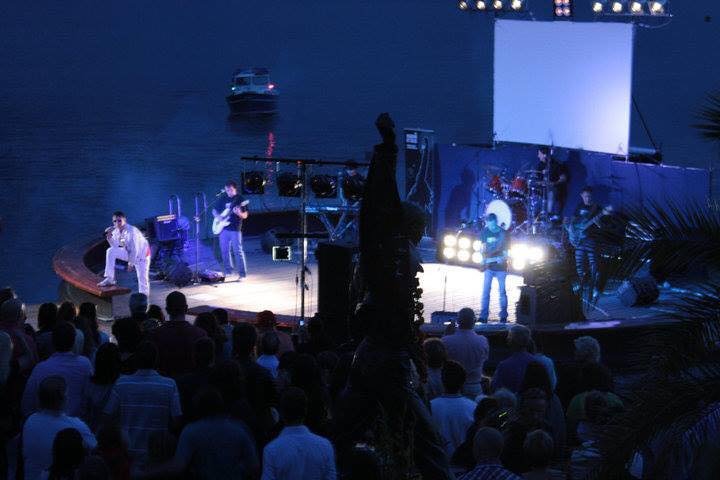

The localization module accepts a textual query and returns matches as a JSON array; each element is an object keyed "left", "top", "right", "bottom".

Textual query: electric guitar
[
  {"left": 212, "top": 199, "right": 249, "bottom": 235},
  {"left": 566, "top": 205, "right": 613, "bottom": 248},
  {"left": 478, "top": 254, "right": 507, "bottom": 272}
]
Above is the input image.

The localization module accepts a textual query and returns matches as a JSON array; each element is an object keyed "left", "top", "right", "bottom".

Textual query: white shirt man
[{"left": 98, "top": 211, "right": 151, "bottom": 295}]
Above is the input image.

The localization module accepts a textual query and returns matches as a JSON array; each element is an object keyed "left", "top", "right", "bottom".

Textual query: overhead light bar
[
  {"left": 439, "top": 230, "right": 484, "bottom": 266},
  {"left": 593, "top": 0, "right": 670, "bottom": 17},
  {"left": 554, "top": 0, "right": 573, "bottom": 18},
  {"left": 457, "top": 0, "right": 526, "bottom": 13}
]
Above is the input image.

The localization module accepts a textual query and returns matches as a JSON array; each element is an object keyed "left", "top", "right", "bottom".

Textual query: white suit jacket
[{"left": 109, "top": 224, "right": 150, "bottom": 263}]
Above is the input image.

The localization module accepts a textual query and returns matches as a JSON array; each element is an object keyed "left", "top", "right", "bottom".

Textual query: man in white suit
[{"left": 97, "top": 211, "right": 151, "bottom": 295}]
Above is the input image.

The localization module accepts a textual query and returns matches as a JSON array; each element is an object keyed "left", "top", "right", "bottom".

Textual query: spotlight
[
  {"left": 529, "top": 246, "right": 545, "bottom": 263},
  {"left": 493, "top": 0, "right": 503, "bottom": 10},
  {"left": 458, "top": 237, "right": 471, "bottom": 250},
  {"left": 472, "top": 252, "right": 483, "bottom": 264},
  {"left": 459, "top": 0, "right": 469, "bottom": 10},
  {"left": 510, "top": 0, "right": 523, "bottom": 11},
  {"left": 342, "top": 174, "right": 365, "bottom": 203},
  {"left": 648, "top": 0, "right": 665, "bottom": 15},
  {"left": 472, "top": 240, "right": 482, "bottom": 252},
  {"left": 592, "top": 1, "right": 605, "bottom": 13},
  {"left": 553, "top": 0, "right": 573, "bottom": 17},
  {"left": 444, "top": 234, "right": 458, "bottom": 247},
  {"left": 276, "top": 172, "right": 302, "bottom": 197},
  {"left": 512, "top": 258, "right": 527, "bottom": 271},
  {"left": 241, "top": 171, "right": 266, "bottom": 195},
  {"left": 611, "top": 1, "right": 623, "bottom": 13},
  {"left": 629, "top": 1, "right": 643, "bottom": 14},
  {"left": 458, "top": 249, "right": 471, "bottom": 262},
  {"left": 476, "top": 0, "right": 487, "bottom": 10},
  {"left": 443, "top": 247, "right": 457, "bottom": 259},
  {"left": 310, "top": 174, "right": 337, "bottom": 198}
]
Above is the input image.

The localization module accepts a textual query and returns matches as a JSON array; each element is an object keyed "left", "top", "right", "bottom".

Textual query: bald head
[{"left": 473, "top": 427, "right": 504, "bottom": 461}]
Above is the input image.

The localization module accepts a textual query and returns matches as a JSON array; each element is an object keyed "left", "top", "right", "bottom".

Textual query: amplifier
[{"left": 154, "top": 214, "right": 181, "bottom": 242}]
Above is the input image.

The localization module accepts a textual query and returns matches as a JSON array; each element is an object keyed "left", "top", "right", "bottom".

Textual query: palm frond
[{"left": 693, "top": 93, "right": 720, "bottom": 141}]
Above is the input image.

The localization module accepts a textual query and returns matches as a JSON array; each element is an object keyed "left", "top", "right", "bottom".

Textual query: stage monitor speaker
[
  {"left": 154, "top": 214, "right": 181, "bottom": 242},
  {"left": 167, "top": 260, "right": 193, "bottom": 287},
  {"left": 261, "top": 227, "right": 292, "bottom": 254},
  {"left": 431, "top": 311, "right": 457, "bottom": 326},
  {"left": 517, "top": 284, "right": 584, "bottom": 327},
  {"left": 617, "top": 277, "right": 659, "bottom": 307},
  {"left": 316, "top": 243, "right": 356, "bottom": 345}
]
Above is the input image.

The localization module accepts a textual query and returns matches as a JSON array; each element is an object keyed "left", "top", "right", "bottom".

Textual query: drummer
[{"left": 536, "top": 146, "right": 568, "bottom": 220}]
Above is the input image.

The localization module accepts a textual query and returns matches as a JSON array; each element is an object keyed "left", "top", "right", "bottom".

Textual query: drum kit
[{"left": 481, "top": 166, "right": 555, "bottom": 235}]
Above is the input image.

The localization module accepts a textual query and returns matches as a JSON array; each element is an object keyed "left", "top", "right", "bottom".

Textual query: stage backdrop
[
  {"left": 434, "top": 143, "right": 711, "bottom": 237},
  {"left": 493, "top": 20, "right": 634, "bottom": 156}
]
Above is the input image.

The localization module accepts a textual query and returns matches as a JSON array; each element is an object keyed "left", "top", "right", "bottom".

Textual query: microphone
[{"left": 216, "top": 188, "right": 225, "bottom": 197}]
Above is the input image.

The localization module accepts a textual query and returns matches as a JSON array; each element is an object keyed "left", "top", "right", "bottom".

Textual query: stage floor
[{"left": 99, "top": 236, "right": 683, "bottom": 328}]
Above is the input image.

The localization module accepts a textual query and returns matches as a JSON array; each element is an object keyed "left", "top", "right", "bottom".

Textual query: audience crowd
[{"left": 0, "top": 285, "right": 628, "bottom": 479}]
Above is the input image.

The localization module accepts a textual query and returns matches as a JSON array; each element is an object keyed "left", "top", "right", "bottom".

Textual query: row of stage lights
[
  {"left": 439, "top": 231, "right": 546, "bottom": 272},
  {"left": 458, "top": 0, "right": 526, "bottom": 12},
  {"left": 241, "top": 170, "right": 365, "bottom": 201},
  {"left": 592, "top": 0, "right": 668, "bottom": 15}
]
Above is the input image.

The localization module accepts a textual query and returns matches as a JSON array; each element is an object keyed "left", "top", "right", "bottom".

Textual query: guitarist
[
  {"left": 571, "top": 186, "right": 602, "bottom": 295},
  {"left": 479, "top": 213, "right": 509, "bottom": 323},
  {"left": 212, "top": 180, "right": 249, "bottom": 280}
]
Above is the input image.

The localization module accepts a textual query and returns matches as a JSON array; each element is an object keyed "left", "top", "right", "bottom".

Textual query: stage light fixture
[
  {"left": 276, "top": 172, "right": 302, "bottom": 197},
  {"left": 648, "top": 0, "right": 665, "bottom": 15},
  {"left": 510, "top": 0, "right": 523, "bottom": 11},
  {"left": 241, "top": 171, "right": 266, "bottom": 195},
  {"left": 509, "top": 242, "right": 547, "bottom": 272},
  {"left": 476, "top": 0, "right": 487, "bottom": 10},
  {"left": 472, "top": 240, "right": 482, "bottom": 252},
  {"left": 443, "top": 247, "right": 457, "bottom": 259},
  {"left": 310, "top": 174, "right": 337, "bottom": 198},
  {"left": 444, "top": 234, "right": 458, "bottom": 247},
  {"left": 591, "top": 1, "right": 606, "bottom": 13},
  {"left": 512, "top": 258, "right": 527, "bottom": 271},
  {"left": 472, "top": 252, "right": 483, "bottom": 264},
  {"left": 553, "top": 0, "right": 573, "bottom": 18},
  {"left": 629, "top": 1, "right": 643, "bottom": 14},
  {"left": 458, "top": 249, "right": 471, "bottom": 262},
  {"left": 458, "top": 237, "right": 471, "bottom": 250},
  {"left": 459, "top": 0, "right": 469, "bottom": 10},
  {"left": 493, "top": 0, "right": 503, "bottom": 10},
  {"left": 611, "top": 1, "right": 623, "bottom": 13},
  {"left": 341, "top": 174, "right": 365, "bottom": 203}
]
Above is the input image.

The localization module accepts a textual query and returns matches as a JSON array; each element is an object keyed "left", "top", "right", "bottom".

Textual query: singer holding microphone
[{"left": 97, "top": 211, "right": 151, "bottom": 295}]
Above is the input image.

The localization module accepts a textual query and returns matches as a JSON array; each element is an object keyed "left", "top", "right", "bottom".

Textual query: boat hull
[{"left": 226, "top": 93, "right": 278, "bottom": 115}]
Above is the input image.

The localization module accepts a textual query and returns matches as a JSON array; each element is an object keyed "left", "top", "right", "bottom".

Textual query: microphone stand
[{"left": 192, "top": 192, "right": 207, "bottom": 284}]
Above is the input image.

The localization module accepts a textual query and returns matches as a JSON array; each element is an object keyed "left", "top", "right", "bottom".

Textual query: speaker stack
[
  {"left": 316, "top": 243, "right": 357, "bottom": 345},
  {"left": 616, "top": 276, "right": 660, "bottom": 307}
]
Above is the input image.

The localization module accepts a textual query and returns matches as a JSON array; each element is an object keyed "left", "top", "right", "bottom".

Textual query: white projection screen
[{"left": 493, "top": 20, "right": 634, "bottom": 155}]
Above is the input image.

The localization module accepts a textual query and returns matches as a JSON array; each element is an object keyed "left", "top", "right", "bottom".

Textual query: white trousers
[{"left": 104, "top": 247, "right": 150, "bottom": 295}]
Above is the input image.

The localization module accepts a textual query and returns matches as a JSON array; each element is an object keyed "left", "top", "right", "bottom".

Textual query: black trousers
[{"left": 575, "top": 240, "right": 598, "bottom": 286}]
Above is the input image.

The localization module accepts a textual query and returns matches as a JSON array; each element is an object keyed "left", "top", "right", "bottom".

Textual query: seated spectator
[
  {"left": 501, "top": 387, "right": 555, "bottom": 474},
  {"left": 82, "top": 342, "right": 121, "bottom": 431},
  {"left": 570, "top": 391, "right": 609, "bottom": 480},
  {"left": 111, "top": 297, "right": 144, "bottom": 374},
  {"left": 94, "top": 423, "right": 131, "bottom": 480},
  {"left": 493, "top": 388, "right": 518, "bottom": 410},
  {"left": 212, "top": 308, "right": 233, "bottom": 359},
  {"left": 146, "top": 304, "right": 165, "bottom": 331},
  {"left": 177, "top": 337, "right": 215, "bottom": 422},
  {"left": 22, "top": 322, "right": 93, "bottom": 417},
  {"left": 73, "top": 315, "right": 97, "bottom": 360},
  {"left": 317, "top": 351, "right": 339, "bottom": 389},
  {"left": 148, "top": 291, "right": 207, "bottom": 378},
  {"left": 262, "top": 387, "right": 336, "bottom": 480},
  {"left": 452, "top": 397, "right": 501, "bottom": 469},
  {"left": 194, "top": 312, "right": 228, "bottom": 363},
  {"left": 35, "top": 302, "right": 58, "bottom": 360},
  {"left": 291, "top": 353, "right": 331, "bottom": 436},
  {"left": 491, "top": 325, "right": 536, "bottom": 394},
  {"left": 256, "top": 310, "right": 294, "bottom": 356},
  {"left": 442, "top": 307, "right": 489, "bottom": 398},
  {"left": 522, "top": 429, "right": 566, "bottom": 480},
  {"left": 42, "top": 427, "right": 87, "bottom": 479},
  {"left": 520, "top": 361, "right": 566, "bottom": 450},
  {"left": 80, "top": 302, "right": 109, "bottom": 356},
  {"left": 566, "top": 362, "right": 622, "bottom": 444},
  {"left": 57, "top": 301, "right": 86, "bottom": 355},
  {"left": 296, "top": 315, "right": 333, "bottom": 356},
  {"left": 277, "top": 351, "right": 298, "bottom": 392},
  {"left": 431, "top": 360, "right": 477, "bottom": 458},
  {"left": 530, "top": 338, "right": 557, "bottom": 392},
  {"left": 76, "top": 455, "right": 110, "bottom": 480},
  {"left": 556, "top": 336, "right": 603, "bottom": 409},
  {"left": 22, "top": 376, "right": 97, "bottom": 480},
  {"left": 149, "top": 387, "right": 259, "bottom": 479},
  {"left": 257, "top": 331, "right": 280, "bottom": 378},
  {"left": 0, "top": 298, "right": 38, "bottom": 378},
  {"left": 102, "top": 341, "right": 182, "bottom": 469},
  {"left": 423, "top": 337, "right": 447, "bottom": 401},
  {"left": 458, "top": 427, "right": 521, "bottom": 480}
]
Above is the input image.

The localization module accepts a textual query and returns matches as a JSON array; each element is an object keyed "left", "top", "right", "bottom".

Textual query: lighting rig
[
  {"left": 458, "top": 0, "right": 528, "bottom": 13},
  {"left": 591, "top": 0, "right": 670, "bottom": 17}
]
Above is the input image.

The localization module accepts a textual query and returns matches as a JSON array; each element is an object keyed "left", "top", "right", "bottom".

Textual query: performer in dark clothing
[
  {"left": 479, "top": 213, "right": 509, "bottom": 323},
  {"left": 212, "top": 180, "right": 249, "bottom": 280},
  {"left": 571, "top": 187, "right": 602, "bottom": 293},
  {"left": 536, "top": 146, "right": 568, "bottom": 219}
]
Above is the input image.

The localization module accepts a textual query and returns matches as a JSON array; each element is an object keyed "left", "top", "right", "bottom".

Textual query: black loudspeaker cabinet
[
  {"left": 154, "top": 214, "right": 181, "bottom": 242},
  {"left": 316, "top": 243, "right": 356, "bottom": 345},
  {"left": 617, "top": 277, "right": 660, "bottom": 307},
  {"left": 517, "top": 283, "right": 584, "bottom": 327}
]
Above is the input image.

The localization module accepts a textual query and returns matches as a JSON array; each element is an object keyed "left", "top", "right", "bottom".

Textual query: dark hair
[
  {"left": 193, "top": 337, "right": 216, "bottom": 369},
  {"left": 38, "top": 303, "right": 58, "bottom": 331},
  {"left": 280, "top": 386, "right": 307, "bottom": 424},
  {"left": 256, "top": 310, "right": 276, "bottom": 329},
  {"left": 291, "top": 354, "right": 323, "bottom": 392},
  {"left": 52, "top": 321, "right": 77, "bottom": 352},
  {"left": 0, "top": 287, "right": 16, "bottom": 306},
  {"left": 486, "top": 213, "right": 498, "bottom": 223},
  {"left": 48, "top": 428, "right": 85, "bottom": 479},
  {"left": 38, "top": 375, "right": 67, "bottom": 410},
  {"left": 194, "top": 312, "right": 227, "bottom": 354},
  {"left": 441, "top": 360, "right": 467, "bottom": 394},
  {"left": 279, "top": 351, "right": 298, "bottom": 371},
  {"left": 135, "top": 341, "right": 158, "bottom": 370},
  {"left": 112, "top": 211, "right": 126, "bottom": 219},
  {"left": 72, "top": 315, "right": 95, "bottom": 358},
  {"left": 147, "top": 304, "right": 165, "bottom": 322},
  {"left": 209, "top": 360, "right": 245, "bottom": 407},
  {"left": 308, "top": 316, "right": 325, "bottom": 338},
  {"left": 474, "top": 397, "right": 500, "bottom": 424},
  {"left": 232, "top": 322, "right": 257, "bottom": 358},
  {"left": 165, "top": 291, "right": 187, "bottom": 317},
  {"left": 423, "top": 338, "right": 447, "bottom": 369},
  {"left": 79, "top": 302, "right": 101, "bottom": 345},
  {"left": 192, "top": 387, "right": 225, "bottom": 419},
  {"left": 582, "top": 362, "right": 613, "bottom": 392},
  {"left": 457, "top": 307, "right": 476, "bottom": 330},
  {"left": 260, "top": 331, "right": 280, "bottom": 356},
  {"left": 520, "top": 361, "right": 553, "bottom": 399},
  {"left": 581, "top": 186, "right": 593, "bottom": 194},
  {"left": 584, "top": 390, "right": 610, "bottom": 424},
  {"left": 523, "top": 429, "right": 554, "bottom": 469},
  {"left": 92, "top": 343, "right": 121, "bottom": 385},
  {"left": 212, "top": 308, "right": 229, "bottom": 325},
  {"left": 57, "top": 301, "right": 78, "bottom": 324},
  {"left": 224, "top": 180, "right": 238, "bottom": 189}
]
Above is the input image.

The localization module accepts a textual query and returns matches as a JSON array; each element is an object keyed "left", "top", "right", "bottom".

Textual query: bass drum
[{"left": 484, "top": 199, "right": 527, "bottom": 231}]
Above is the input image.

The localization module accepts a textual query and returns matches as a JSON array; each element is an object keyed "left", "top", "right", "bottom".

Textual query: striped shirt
[
  {"left": 103, "top": 369, "right": 182, "bottom": 463},
  {"left": 458, "top": 459, "right": 522, "bottom": 480}
]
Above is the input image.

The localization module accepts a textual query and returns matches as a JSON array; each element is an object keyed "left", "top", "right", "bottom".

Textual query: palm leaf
[{"left": 693, "top": 93, "right": 720, "bottom": 141}]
